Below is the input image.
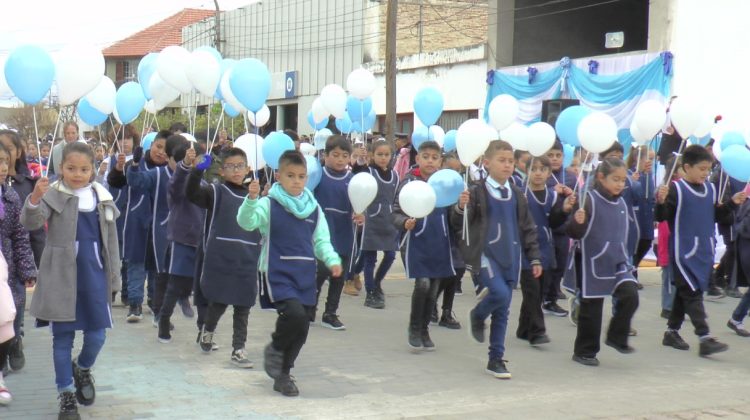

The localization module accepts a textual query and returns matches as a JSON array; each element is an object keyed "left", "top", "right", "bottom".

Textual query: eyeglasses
[{"left": 223, "top": 164, "right": 247, "bottom": 172}]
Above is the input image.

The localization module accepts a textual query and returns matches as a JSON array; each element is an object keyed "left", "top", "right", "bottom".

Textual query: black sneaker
[
  {"left": 158, "top": 317, "right": 172, "bottom": 343},
  {"left": 486, "top": 358, "right": 511, "bottom": 379},
  {"left": 706, "top": 286, "right": 725, "bottom": 299},
  {"left": 273, "top": 374, "right": 299, "bottom": 397},
  {"left": 321, "top": 313, "right": 346, "bottom": 330},
  {"left": 529, "top": 334, "right": 551, "bottom": 346},
  {"left": 199, "top": 328, "right": 214, "bottom": 353},
  {"left": 662, "top": 330, "right": 690, "bottom": 350},
  {"left": 469, "top": 308, "right": 485, "bottom": 343},
  {"left": 196, "top": 330, "right": 219, "bottom": 351},
  {"left": 364, "top": 292, "right": 381, "bottom": 309},
  {"left": 408, "top": 328, "right": 423, "bottom": 351},
  {"left": 373, "top": 290, "right": 386, "bottom": 309},
  {"left": 263, "top": 343, "right": 284, "bottom": 379},
  {"left": 605, "top": 339, "right": 635, "bottom": 354},
  {"left": 572, "top": 354, "right": 600, "bottom": 367},
  {"left": 660, "top": 309, "right": 672, "bottom": 319},
  {"left": 72, "top": 360, "right": 95, "bottom": 406},
  {"left": 231, "top": 348, "right": 254, "bottom": 369},
  {"left": 126, "top": 305, "right": 142, "bottom": 323},
  {"left": 699, "top": 337, "right": 729, "bottom": 357},
  {"left": 430, "top": 306, "right": 439, "bottom": 324},
  {"left": 542, "top": 301, "right": 568, "bottom": 317},
  {"left": 8, "top": 336, "right": 24, "bottom": 371},
  {"left": 421, "top": 330, "right": 435, "bottom": 351},
  {"left": 438, "top": 310, "right": 461, "bottom": 329},
  {"left": 58, "top": 391, "right": 80, "bottom": 420},
  {"left": 725, "top": 287, "right": 743, "bottom": 298}
]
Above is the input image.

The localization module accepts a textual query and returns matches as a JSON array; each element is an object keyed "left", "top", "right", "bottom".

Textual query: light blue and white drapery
[{"left": 484, "top": 52, "right": 673, "bottom": 128}]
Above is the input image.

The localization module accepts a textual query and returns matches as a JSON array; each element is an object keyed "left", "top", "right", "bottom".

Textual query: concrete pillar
[
  {"left": 487, "top": 0, "right": 515, "bottom": 69},
  {"left": 648, "top": 0, "right": 674, "bottom": 52}
]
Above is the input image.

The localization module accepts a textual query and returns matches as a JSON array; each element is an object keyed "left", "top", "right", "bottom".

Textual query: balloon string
[
  {"left": 254, "top": 114, "right": 258, "bottom": 175},
  {"left": 33, "top": 107, "right": 44, "bottom": 178},
  {"left": 524, "top": 157, "right": 534, "bottom": 196},
  {"left": 399, "top": 230, "right": 409, "bottom": 250},
  {"left": 462, "top": 170, "right": 470, "bottom": 246},
  {"left": 208, "top": 103, "right": 226, "bottom": 153},
  {"left": 663, "top": 139, "right": 687, "bottom": 187},
  {"left": 572, "top": 152, "right": 591, "bottom": 195},
  {"left": 206, "top": 99, "right": 212, "bottom": 146}
]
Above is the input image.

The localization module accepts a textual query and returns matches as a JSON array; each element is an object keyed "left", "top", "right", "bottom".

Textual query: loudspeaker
[{"left": 541, "top": 99, "right": 580, "bottom": 127}]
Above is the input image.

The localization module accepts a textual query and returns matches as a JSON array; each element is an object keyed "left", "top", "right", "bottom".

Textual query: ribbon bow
[
  {"left": 527, "top": 66, "right": 538, "bottom": 84},
  {"left": 588, "top": 60, "right": 599, "bottom": 75}
]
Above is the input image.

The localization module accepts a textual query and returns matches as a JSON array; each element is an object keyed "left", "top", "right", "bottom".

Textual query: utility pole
[
  {"left": 385, "top": 0, "right": 398, "bottom": 143},
  {"left": 213, "top": 0, "right": 221, "bottom": 54}
]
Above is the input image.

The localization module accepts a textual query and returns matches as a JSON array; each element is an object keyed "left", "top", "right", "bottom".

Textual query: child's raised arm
[
  {"left": 236, "top": 190, "right": 270, "bottom": 233},
  {"left": 20, "top": 177, "right": 51, "bottom": 231},
  {"left": 125, "top": 149, "right": 158, "bottom": 192}
]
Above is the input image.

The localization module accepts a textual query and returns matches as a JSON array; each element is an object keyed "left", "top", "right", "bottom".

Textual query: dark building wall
[{"left": 512, "top": 0, "right": 649, "bottom": 65}]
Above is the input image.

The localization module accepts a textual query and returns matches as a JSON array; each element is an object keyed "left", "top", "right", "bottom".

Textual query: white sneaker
[
  {"left": 231, "top": 348, "right": 254, "bottom": 369},
  {"left": 0, "top": 378, "right": 12, "bottom": 405}
]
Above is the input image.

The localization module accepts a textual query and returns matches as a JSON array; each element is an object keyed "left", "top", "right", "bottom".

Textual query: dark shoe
[
  {"left": 529, "top": 334, "right": 551, "bottom": 346},
  {"left": 725, "top": 287, "right": 743, "bottom": 298},
  {"left": 321, "top": 313, "right": 346, "bottom": 330},
  {"left": 636, "top": 282, "right": 644, "bottom": 290},
  {"left": 430, "top": 306, "right": 438, "bottom": 324},
  {"left": 408, "top": 328, "right": 423, "bottom": 351},
  {"left": 572, "top": 354, "right": 600, "bottom": 366},
  {"left": 8, "top": 336, "right": 24, "bottom": 371},
  {"left": 568, "top": 296, "right": 579, "bottom": 326},
  {"left": 158, "top": 317, "right": 172, "bottom": 343},
  {"left": 469, "top": 308, "right": 485, "bottom": 343},
  {"left": 72, "top": 360, "right": 95, "bottom": 406},
  {"left": 699, "top": 337, "right": 729, "bottom": 356},
  {"left": 179, "top": 297, "right": 195, "bottom": 318},
  {"left": 364, "top": 291, "right": 384, "bottom": 309},
  {"left": 438, "top": 310, "right": 461, "bottom": 329},
  {"left": 231, "top": 348, "right": 254, "bottom": 369},
  {"left": 727, "top": 320, "right": 750, "bottom": 337},
  {"left": 542, "top": 301, "right": 568, "bottom": 317},
  {"left": 421, "top": 330, "right": 435, "bottom": 351},
  {"left": 605, "top": 339, "right": 635, "bottom": 354},
  {"left": 486, "top": 358, "right": 511, "bottom": 379},
  {"left": 58, "top": 391, "right": 80, "bottom": 420},
  {"left": 660, "top": 309, "right": 672, "bottom": 319},
  {"left": 263, "top": 343, "right": 284, "bottom": 379},
  {"left": 273, "top": 374, "right": 299, "bottom": 397},
  {"left": 706, "top": 286, "right": 725, "bottom": 299},
  {"left": 373, "top": 290, "right": 386, "bottom": 309},
  {"left": 199, "top": 328, "right": 214, "bottom": 353},
  {"left": 126, "top": 305, "right": 142, "bottom": 323},
  {"left": 662, "top": 330, "right": 690, "bottom": 350}
]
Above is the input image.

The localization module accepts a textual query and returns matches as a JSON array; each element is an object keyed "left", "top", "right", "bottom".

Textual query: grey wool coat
[{"left": 20, "top": 181, "right": 121, "bottom": 322}]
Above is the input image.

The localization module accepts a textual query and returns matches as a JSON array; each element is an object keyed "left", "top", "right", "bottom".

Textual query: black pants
[
  {"left": 668, "top": 268, "right": 710, "bottom": 336},
  {"left": 410, "top": 278, "right": 440, "bottom": 332},
  {"left": 204, "top": 302, "right": 250, "bottom": 351},
  {"left": 152, "top": 272, "right": 170, "bottom": 317},
  {"left": 120, "top": 260, "right": 128, "bottom": 300},
  {"left": 193, "top": 246, "right": 208, "bottom": 330},
  {"left": 632, "top": 239, "right": 653, "bottom": 279},
  {"left": 0, "top": 339, "right": 9, "bottom": 366},
  {"left": 714, "top": 232, "right": 734, "bottom": 289},
  {"left": 436, "top": 269, "right": 464, "bottom": 311},
  {"left": 159, "top": 274, "right": 193, "bottom": 324},
  {"left": 547, "top": 233, "right": 569, "bottom": 302},
  {"left": 517, "top": 269, "right": 546, "bottom": 340},
  {"left": 315, "top": 256, "right": 349, "bottom": 315},
  {"left": 271, "top": 299, "right": 313, "bottom": 374},
  {"left": 574, "top": 282, "right": 639, "bottom": 358}
]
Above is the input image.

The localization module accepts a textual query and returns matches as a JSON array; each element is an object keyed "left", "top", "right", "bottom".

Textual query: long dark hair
[
  {"left": 0, "top": 129, "right": 28, "bottom": 175},
  {"left": 594, "top": 157, "right": 626, "bottom": 189}
]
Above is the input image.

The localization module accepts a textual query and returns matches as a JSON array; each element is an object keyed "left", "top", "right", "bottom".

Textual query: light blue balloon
[
  {"left": 4, "top": 45, "right": 55, "bottom": 105},
  {"left": 443, "top": 129, "right": 457, "bottom": 152},
  {"left": 305, "top": 155, "right": 322, "bottom": 189},
  {"left": 364, "top": 108, "right": 376, "bottom": 131},
  {"left": 223, "top": 101, "right": 240, "bottom": 118},
  {"left": 137, "top": 53, "right": 158, "bottom": 100},
  {"left": 689, "top": 134, "right": 712, "bottom": 147},
  {"left": 314, "top": 128, "right": 333, "bottom": 150},
  {"left": 721, "top": 144, "right": 750, "bottom": 182},
  {"left": 563, "top": 143, "right": 575, "bottom": 168},
  {"left": 335, "top": 115, "right": 352, "bottom": 134},
  {"left": 215, "top": 58, "right": 236, "bottom": 100},
  {"left": 262, "top": 131, "right": 295, "bottom": 170},
  {"left": 115, "top": 82, "right": 146, "bottom": 124},
  {"left": 195, "top": 46, "right": 222, "bottom": 63},
  {"left": 77, "top": 98, "right": 108, "bottom": 126},
  {"left": 428, "top": 169, "right": 465, "bottom": 207},
  {"left": 411, "top": 126, "right": 429, "bottom": 150},
  {"left": 721, "top": 131, "right": 745, "bottom": 151},
  {"left": 350, "top": 121, "right": 363, "bottom": 134},
  {"left": 346, "top": 96, "right": 372, "bottom": 123},
  {"left": 413, "top": 87, "right": 444, "bottom": 126},
  {"left": 230, "top": 58, "right": 271, "bottom": 112},
  {"left": 555, "top": 105, "right": 591, "bottom": 147},
  {"left": 141, "top": 132, "right": 157, "bottom": 151},
  {"left": 307, "top": 111, "right": 327, "bottom": 130}
]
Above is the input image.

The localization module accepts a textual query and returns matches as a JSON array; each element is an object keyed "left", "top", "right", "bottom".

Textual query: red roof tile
[{"left": 103, "top": 8, "right": 215, "bottom": 58}]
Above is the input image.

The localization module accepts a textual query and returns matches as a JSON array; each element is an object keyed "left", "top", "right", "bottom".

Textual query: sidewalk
[{"left": 3, "top": 265, "right": 750, "bottom": 419}]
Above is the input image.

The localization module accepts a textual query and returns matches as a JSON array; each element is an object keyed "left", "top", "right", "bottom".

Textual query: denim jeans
[
  {"left": 661, "top": 266, "right": 675, "bottom": 311},
  {"left": 126, "top": 261, "right": 148, "bottom": 305},
  {"left": 358, "top": 250, "right": 396, "bottom": 292},
  {"left": 475, "top": 261, "right": 513, "bottom": 360},
  {"left": 53, "top": 329, "right": 106, "bottom": 392},
  {"left": 731, "top": 289, "right": 750, "bottom": 322}
]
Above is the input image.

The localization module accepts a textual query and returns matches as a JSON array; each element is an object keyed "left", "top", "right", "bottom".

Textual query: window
[{"left": 121, "top": 61, "right": 131, "bottom": 81}]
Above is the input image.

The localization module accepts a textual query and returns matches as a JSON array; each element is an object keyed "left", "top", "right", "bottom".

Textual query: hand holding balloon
[
  {"left": 404, "top": 218, "right": 417, "bottom": 231},
  {"left": 353, "top": 213, "right": 365, "bottom": 226},
  {"left": 330, "top": 265, "right": 343, "bottom": 278},
  {"left": 458, "top": 190, "right": 470, "bottom": 210},
  {"left": 732, "top": 191, "right": 747, "bottom": 205},
  {"left": 30, "top": 177, "right": 50, "bottom": 205},
  {"left": 656, "top": 185, "right": 669, "bottom": 204},
  {"left": 247, "top": 179, "right": 261, "bottom": 199},
  {"left": 184, "top": 147, "right": 197, "bottom": 167},
  {"left": 116, "top": 153, "right": 126, "bottom": 171},
  {"left": 563, "top": 194, "right": 577, "bottom": 213}
]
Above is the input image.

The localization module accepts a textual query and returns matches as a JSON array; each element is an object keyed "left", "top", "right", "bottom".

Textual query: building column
[{"left": 488, "top": 0, "right": 515, "bottom": 69}]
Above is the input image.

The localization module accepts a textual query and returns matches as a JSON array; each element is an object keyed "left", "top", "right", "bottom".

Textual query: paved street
[{"left": 3, "top": 264, "right": 750, "bottom": 419}]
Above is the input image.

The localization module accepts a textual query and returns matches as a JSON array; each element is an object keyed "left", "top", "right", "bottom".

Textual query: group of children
[{"left": 3, "top": 116, "right": 750, "bottom": 418}]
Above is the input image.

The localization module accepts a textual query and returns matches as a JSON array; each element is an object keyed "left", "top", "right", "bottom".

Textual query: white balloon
[
  {"left": 113, "top": 106, "right": 122, "bottom": 125},
  {"left": 668, "top": 97, "right": 700, "bottom": 137},
  {"left": 85, "top": 76, "right": 116, "bottom": 114},
  {"left": 526, "top": 122, "right": 556, "bottom": 157},
  {"left": 577, "top": 112, "right": 618, "bottom": 154},
  {"left": 711, "top": 120, "right": 727, "bottom": 145},
  {"left": 348, "top": 172, "right": 379, "bottom": 214},
  {"left": 300, "top": 142, "right": 316, "bottom": 156},
  {"left": 144, "top": 99, "right": 157, "bottom": 114},
  {"left": 488, "top": 94, "right": 519, "bottom": 132},
  {"left": 693, "top": 107, "right": 715, "bottom": 138},
  {"left": 429, "top": 125, "right": 445, "bottom": 147},
  {"left": 346, "top": 68, "right": 376, "bottom": 100},
  {"left": 500, "top": 122, "right": 529, "bottom": 151},
  {"left": 320, "top": 84, "right": 347, "bottom": 119},
  {"left": 233, "top": 133, "right": 266, "bottom": 169},
  {"left": 632, "top": 99, "right": 666, "bottom": 140},
  {"left": 149, "top": 73, "right": 180, "bottom": 109},
  {"left": 314, "top": 128, "right": 333, "bottom": 150},
  {"left": 56, "top": 44, "right": 105, "bottom": 106},
  {"left": 630, "top": 121, "right": 650, "bottom": 145},
  {"left": 186, "top": 50, "right": 221, "bottom": 97},
  {"left": 220, "top": 69, "right": 246, "bottom": 115},
  {"left": 182, "top": 133, "right": 197, "bottom": 143},
  {"left": 311, "top": 97, "right": 328, "bottom": 123},
  {"left": 248, "top": 105, "right": 271, "bottom": 127},
  {"left": 456, "top": 119, "right": 492, "bottom": 166},
  {"left": 157, "top": 45, "right": 193, "bottom": 94},
  {"left": 399, "top": 180, "right": 437, "bottom": 219}
]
